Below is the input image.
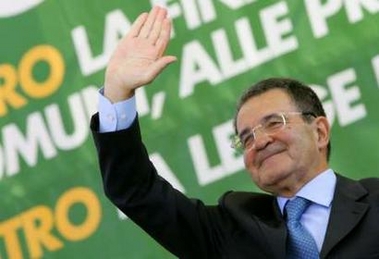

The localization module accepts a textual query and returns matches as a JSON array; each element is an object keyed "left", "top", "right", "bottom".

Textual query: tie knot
[{"left": 285, "top": 197, "right": 311, "bottom": 222}]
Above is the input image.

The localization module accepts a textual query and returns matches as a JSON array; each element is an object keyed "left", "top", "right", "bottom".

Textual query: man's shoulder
[
  {"left": 219, "top": 191, "right": 275, "bottom": 204},
  {"left": 336, "top": 173, "right": 379, "bottom": 199},
  {"left": 358, "top": 177, "right": 379, "bottom": 187},
  {"left": 217, "top": 191, "right": 280, "bottom": 222},
  {"left": 357, "top": 177, "right": 379, "bottom": 197},
  {"left": 337, "top": 173, "right": 379, "bottom": 187}
]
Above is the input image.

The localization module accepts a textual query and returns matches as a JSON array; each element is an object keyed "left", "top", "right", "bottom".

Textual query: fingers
[
  {"left": 139, "top": 6, "right": 163, "bottom": 39},
  {"left": 156, "top": 18, "right": 172, "bottom": 56},
  {"left": 128, "top": 12, "right": 149, "bottom": 38},
  {"left": 148, "top": 8, "right": 168, "bottom": 44},
  {"left": 127, "top": 6, "right": 167, "bottom": 39}
]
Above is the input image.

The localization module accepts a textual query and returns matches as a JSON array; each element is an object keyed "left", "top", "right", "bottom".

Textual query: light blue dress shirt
[
  {"left": 277, "top": 169, "right": 336, "bottom": 252},
  {"left": 97, "top": 90, "right": 337, "bottom": 252}
]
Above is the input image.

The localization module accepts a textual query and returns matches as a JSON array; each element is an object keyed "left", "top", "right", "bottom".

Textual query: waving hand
[{"left": 104, "top": 6, "right": 177, "bottom": 103}]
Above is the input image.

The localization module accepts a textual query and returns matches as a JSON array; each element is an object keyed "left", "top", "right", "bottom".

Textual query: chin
[{"left": 256, "top": 168, "right": 292, "bottom": 190}]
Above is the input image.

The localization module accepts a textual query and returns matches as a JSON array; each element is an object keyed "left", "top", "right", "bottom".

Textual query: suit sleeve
[{"left": 90, "top": 113, "right": 231, "bottom": 258}]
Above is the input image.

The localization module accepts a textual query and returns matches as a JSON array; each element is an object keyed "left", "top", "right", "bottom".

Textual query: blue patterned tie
[{"left": 285, "top": 197, "right": 319, "bottom": 259}]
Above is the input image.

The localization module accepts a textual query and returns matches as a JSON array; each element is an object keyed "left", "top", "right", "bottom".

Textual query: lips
[{"left": 254, "top": 144, "right": 286, "bottom": 167}]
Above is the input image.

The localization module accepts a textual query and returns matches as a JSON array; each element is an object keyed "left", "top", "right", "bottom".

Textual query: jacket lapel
[
  {"left": 223, "top": 192, "right": 287, "bottom": 258},
  {"left": 254, "top": 202, "right": 287, "bottom": 259},
  {"left": 320, "top": 175, "right": 369, "bottom": 258}
]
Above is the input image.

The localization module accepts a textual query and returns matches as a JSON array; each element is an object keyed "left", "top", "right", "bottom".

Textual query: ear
[{"left": 313, "top": 116, "right": 330, "bottom": 150}]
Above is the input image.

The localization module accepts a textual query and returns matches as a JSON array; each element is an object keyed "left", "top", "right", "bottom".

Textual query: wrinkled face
[{"left": 236, "top": 89, "right": 329, "bottom": 196}]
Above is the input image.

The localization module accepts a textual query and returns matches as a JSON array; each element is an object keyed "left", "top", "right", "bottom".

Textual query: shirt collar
[{"left": 277, "top": 169, "right": 336, "bottom": 214}]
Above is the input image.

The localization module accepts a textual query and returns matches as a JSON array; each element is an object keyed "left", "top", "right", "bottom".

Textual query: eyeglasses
[{"left": 231, "top": 111, "right": 316, "bottom": 153}]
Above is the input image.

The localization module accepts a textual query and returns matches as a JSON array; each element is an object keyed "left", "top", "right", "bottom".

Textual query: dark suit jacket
[{"left": 91, "top": 114, "right": 379, "bottom": 259}]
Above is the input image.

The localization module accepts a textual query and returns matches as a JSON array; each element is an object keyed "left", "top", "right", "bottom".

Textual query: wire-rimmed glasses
[{"left": 231, "top": 111, "right": 316, "bottom": 153}]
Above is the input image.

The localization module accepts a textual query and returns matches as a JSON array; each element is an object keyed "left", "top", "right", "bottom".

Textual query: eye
[
  {"left": 242, "top": 133, "right": 255, "bottom": 148},
  {"left": 264, "top": 115, "right": 284, "bottom": 131},
  {"left": 266, "top": 120, "right": 282, "bottom": 128}
]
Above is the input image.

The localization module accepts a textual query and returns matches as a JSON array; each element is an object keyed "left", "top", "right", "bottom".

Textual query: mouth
[
  {"left": 255, "top": 146, "right": 285, "bottom": 167},
  {"left": 260, "top": 152, "right": 281, "bottom": 166}
]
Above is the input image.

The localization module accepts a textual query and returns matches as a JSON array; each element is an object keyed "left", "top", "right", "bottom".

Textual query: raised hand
[{"left": 104, "top": 6, "right": 177, "bottom": 103}]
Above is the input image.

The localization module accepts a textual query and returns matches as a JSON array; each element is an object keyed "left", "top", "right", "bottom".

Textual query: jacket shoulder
[
  {"left": 218, "top": 191, "right": 280, "bottom": 223},
  {"left": 358, "top": 177, "right": 379, "bottom": 188},
  {"left": 358, "top": 177, "right": 379, "bottom": 199},
  {"left": 336, "top": 174, "right": 379, "bottom": 202}
]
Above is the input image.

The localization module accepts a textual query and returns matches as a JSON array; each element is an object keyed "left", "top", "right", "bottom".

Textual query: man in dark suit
[{"left": 91, "top": 6, "right": 379, "bottom": 258}]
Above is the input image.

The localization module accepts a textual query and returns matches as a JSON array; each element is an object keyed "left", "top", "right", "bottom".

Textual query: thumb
[{"left": 147, "top": 55, "right": 177, "bottom": 81}]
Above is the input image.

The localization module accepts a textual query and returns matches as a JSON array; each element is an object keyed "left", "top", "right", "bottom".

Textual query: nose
[{"left": 252, "top": 127, "right": 271, "bottom": 150}]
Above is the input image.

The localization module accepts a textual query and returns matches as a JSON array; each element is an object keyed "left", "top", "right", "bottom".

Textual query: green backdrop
[{"left": 0, "top": 0, "right": 378, "bottom": 258}]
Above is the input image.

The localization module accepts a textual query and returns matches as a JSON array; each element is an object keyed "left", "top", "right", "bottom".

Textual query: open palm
[{"left": 104, "top": 7, "right": 176, "bottom": 102}]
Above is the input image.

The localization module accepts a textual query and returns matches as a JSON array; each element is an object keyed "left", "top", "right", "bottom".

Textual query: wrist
[{"left": 103, "top": 85, "right": 135, "bottom": 103}]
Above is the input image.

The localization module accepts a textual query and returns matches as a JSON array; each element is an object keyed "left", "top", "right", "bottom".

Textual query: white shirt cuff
[{"left": 98, "top": 88, "right": 137, "bottom": 133}]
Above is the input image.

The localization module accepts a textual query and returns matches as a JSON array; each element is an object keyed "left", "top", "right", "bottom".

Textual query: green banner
[{"left": 1, "top": 0, "right": 378, "bottom": 258}]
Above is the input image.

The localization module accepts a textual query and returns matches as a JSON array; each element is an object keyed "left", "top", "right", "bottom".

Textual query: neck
[{"left": 268, "top": 165, "right": 329, "bottom": 198}]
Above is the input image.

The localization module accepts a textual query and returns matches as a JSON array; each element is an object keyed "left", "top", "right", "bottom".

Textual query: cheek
[
  {"left": 288, "top": 131, "right": 316, "bottom": 159},
  {"left": 243, "top": 153, "right": 260, "bottom": 181},
  {"left": 243, "top": 151, "right": 256, "bottom": 170},
  {"left": 243, "top": 150, "right": 250, "bottom": 164},
  {"left": 243, "top": 153, "right": 249, "bottom": 168}
]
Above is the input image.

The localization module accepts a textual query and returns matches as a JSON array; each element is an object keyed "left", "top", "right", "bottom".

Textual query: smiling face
[{"left": 236, "top": 89, "right": 330, "bottom": 197}]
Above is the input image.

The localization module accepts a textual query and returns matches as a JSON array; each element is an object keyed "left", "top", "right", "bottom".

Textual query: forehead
[{"left": 236, "top": 89, "right": 296, "bottom": 129}]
